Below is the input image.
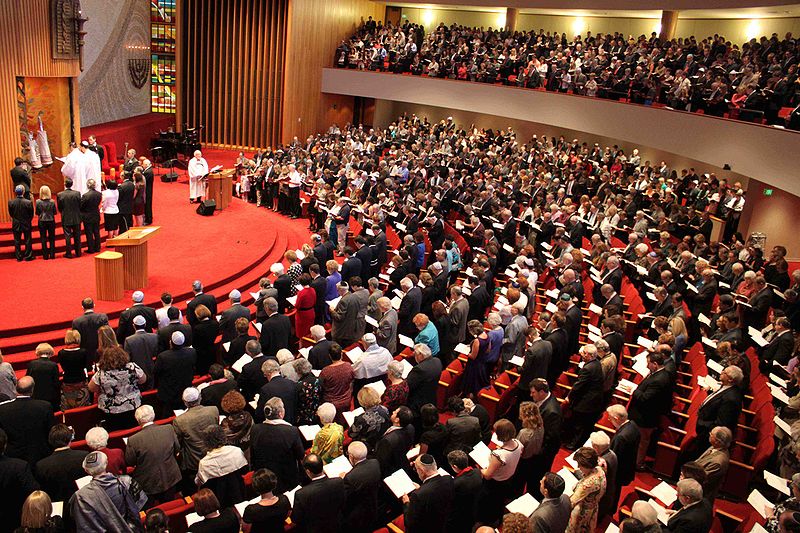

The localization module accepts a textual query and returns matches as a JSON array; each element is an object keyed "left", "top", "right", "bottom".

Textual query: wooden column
[
  {"left": 95, "top": 251, "right": 124, "bottom": 301},
  {"left": 506, "top": 8, "right": 518, "bottom": 32},
  {"left": 659, "top": 10, "right": 679, "bottom": 41}
]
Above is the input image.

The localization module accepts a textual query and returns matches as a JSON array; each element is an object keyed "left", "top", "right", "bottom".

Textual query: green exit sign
[{"left": 764, "top": 188, "right": 774, "bottom": 196}]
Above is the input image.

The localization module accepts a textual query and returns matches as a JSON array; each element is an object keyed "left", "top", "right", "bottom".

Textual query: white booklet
[
  {"left": 323, "top": 454, "right": 353, "bottom": 478},
  {"left": 342, "top": 407, "right": 365, "bottom": 427},
  {"left": 469, "top": 441, "right": 492, "bottom": 469},
  {"left": 384, "top": 469, "right": 417, "bottom": 498},
  {"left": 505, "top": 492, "right": 540, "bottom": 517},
  {"left": 298, "top": 425, "right": 321, "bottom": 441}
]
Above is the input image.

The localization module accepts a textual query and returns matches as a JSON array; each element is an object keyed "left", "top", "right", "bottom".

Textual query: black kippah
[{"left": 419, "top": 453, "right": 435, "bottom": 466}]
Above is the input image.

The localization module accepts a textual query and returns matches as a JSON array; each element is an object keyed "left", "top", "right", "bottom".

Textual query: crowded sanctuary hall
[{"left": 2, "top": 1, "right": 800, "bottom": 532}]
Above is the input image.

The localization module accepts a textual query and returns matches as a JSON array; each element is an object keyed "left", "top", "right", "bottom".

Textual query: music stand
[{"left": 161, "top": 158, "right": 179, "bottom": 182}]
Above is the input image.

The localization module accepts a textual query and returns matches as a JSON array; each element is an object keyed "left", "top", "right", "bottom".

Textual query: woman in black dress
[
  {"left": 57, "top": 331, "right": 89, "bottom": 408},
  {"left": 192, "top": 304, "right": 220, "bottom": 375},
  {"left": 242, "top": 469, "right": 291, "bottom": 533},
  {"left": 132, "top": 172, "right": 146, "bottom": 226},
  {"left": 35, "top": 185, "right": 57, "bottom": 259}
]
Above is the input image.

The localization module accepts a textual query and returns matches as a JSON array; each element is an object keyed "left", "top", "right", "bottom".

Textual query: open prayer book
[{"left": 384, "top": 469, "right": 417, "bottom": 498}]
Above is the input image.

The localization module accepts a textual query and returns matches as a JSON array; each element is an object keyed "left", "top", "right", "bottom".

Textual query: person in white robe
[
  {"left": 61, "top": 143, "right": 92, "bottom": 194},
  {"left": 187, "top": 150, "right": 209, "bottom": 202}
]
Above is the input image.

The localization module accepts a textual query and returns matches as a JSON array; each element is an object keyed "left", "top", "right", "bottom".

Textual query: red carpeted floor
[{"left": 0, "top": 153, "right": 308, "bottom": 337}]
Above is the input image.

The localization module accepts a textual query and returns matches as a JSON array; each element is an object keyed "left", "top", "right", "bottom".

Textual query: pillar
[
  {"left": 659, "top": 10, "right": 679, "bottom": 41},
  {"left": 506, "top": 8, "right": 518, "bottom": 32}
]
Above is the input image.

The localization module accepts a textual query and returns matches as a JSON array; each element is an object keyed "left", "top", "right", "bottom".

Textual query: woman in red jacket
[{"left": 294, "top": 273, "right": 316, "bottom": 342}]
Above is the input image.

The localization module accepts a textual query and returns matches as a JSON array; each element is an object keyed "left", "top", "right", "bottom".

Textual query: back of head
[{"left": 302, "top": 453, "right": 324, "bottom": 477}]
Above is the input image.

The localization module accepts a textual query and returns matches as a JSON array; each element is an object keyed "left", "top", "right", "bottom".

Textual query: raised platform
[
  {"left": 0, "top": 159, "right": 309, "bottom": 366},
  {"left": 81, "top": 113, "right": 176, "bottom": 160}
]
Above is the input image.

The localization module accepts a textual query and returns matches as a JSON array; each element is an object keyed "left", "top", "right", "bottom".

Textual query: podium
[
  {"left": 107, "top": 226, "right": 161, "bottom": 290},
  {"left": 94, "top": 251, "right": 124, "bottom": 301},
  {"left": 206, "top": 169, "right": 234, "bottom": 211}
]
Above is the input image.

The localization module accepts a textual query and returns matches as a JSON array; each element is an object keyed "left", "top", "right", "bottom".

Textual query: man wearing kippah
[
  {"left": 69, "top": 450, "right": 148, "bottom": 530},
  {"left": 7, "top": 184, "right": 33, "bottom": 261},
  {"left": 154, "top": 331, "right": 198, "bottom": 418}
]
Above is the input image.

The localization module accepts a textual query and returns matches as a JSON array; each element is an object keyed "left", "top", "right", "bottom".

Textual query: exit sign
[{"left": 764, "top": 188, "right": 774, "bottom": 196}]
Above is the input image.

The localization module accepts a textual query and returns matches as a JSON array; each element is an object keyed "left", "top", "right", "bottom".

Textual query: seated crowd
[
  {"left": 336, "top": 18, "right": 800, "bottom": 125},
  {"left": 2, "top": 113, "right": 800, "bottom": 533}
]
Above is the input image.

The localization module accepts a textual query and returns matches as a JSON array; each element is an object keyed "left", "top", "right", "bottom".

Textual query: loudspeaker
[
  {"left": 196, "top": 199, "right": 216, "bottom": 216},
  {"left": 160, "top": 172, "right": 178, "bottom": 182}
]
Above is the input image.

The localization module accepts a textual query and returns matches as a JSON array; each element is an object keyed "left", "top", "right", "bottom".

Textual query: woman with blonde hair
[
  {"left": 35, "top": 185, "right": 57, "bottom": 260},
  {"left": 515, "top": 401, "right": 545, "bottom": 493},
  {"left": 669, "top": 316, "right": 688, "bottom": 363},
  {"left": 16, "top": 490, "right": 63, "bottom": 533}
]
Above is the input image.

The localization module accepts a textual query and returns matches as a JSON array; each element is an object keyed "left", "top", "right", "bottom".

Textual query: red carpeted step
[{"left": 1, "top": 228, "right": 302, "bottom": 370}]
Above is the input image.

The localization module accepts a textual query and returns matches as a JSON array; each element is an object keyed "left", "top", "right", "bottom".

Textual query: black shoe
[
  {"left": 16, "top": 258, "right": 22, "bottom": 262},
  {"left": 65, "top": 254, "right": 73, "bottom": 259},
  {"left": 24, "top": 256, "right": 34, "bottom": 261}
]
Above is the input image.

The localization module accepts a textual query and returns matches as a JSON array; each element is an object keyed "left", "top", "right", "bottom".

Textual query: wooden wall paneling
[
  {"left": 0, "top": 0, "right": 80, "bottom": 222},
  {"left": 282, "top": 0, "right": 386, "bottom": 144},
  {"left": 179, "top": 0, "right": 288, "bottom": 151}
]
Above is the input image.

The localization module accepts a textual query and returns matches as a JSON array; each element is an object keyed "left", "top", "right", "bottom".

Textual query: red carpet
[{"left": 0, "top": 155, "right": 310, "bottom": 365}]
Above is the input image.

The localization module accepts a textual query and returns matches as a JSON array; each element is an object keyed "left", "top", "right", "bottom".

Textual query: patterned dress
[
  {"left": 311, "top": 422, "right": 344, "bottom": 463},
  {"left": 566, "top": 466, "right": 607, "bottom": 533}
]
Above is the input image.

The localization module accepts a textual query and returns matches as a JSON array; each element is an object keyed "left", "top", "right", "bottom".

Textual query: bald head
[{"left": 17, "top": 376, "right": 34, "bottom": 395}]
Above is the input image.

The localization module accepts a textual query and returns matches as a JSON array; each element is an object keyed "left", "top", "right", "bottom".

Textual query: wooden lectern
[
  {"left": 206, "top": 169, "right": 234, "bottom": 211},
  {"left": 107, "top": 226, "right": 161, "bottom": 290}
]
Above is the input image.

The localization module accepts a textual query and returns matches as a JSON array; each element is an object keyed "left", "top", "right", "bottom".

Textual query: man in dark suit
[
  {"left": 444, "top": 397, "right": 481, "bottom": 454},
  {"left": 543, "top": 313, "right": 569, "bottom": 386},
  {"left": 153, "top": 331, "right": 197, "bottom": 416},
  {"left": 57, "top": 177, "right": 82, "bottom": 258},
  {"left": 310, "top": 264, "right": 328, "bottom": 325},
  {"left": 354, "top": 237, "right": 373, "bottom": 281},
  {"left": 124, "top": 315, "right": 158, "bottom": 390},
  {"left": 218, "top": 289, "right": 251, "bottom": 342},
  {"left": 375, "top": 406, "right": 415, "bottom": 477},
  {"left": 607, "top": 404, "right": 640, "bottom": 506},
  {"left": 466, "top": 275, "right": 492, "bottom": 322},
  {"left": 158, "top": 306, "right": 192, "bottom": 353},
  {"left": 118, "top": 290, "right": 158, "bottom": 344},
  {"left": 517, "top": 327, "right": 552, "bottom": 397},
  {"left": 87, "top": 135, "right": 104, "bottom": 164},
  {"left": 742, "top": 277, "right": 772, "bottom": 330},
  {"left": 0, "top": 428, "right": 39, "bottom": 530},
  {"left": 529, "top": 379, "right": 562, "bottom": 499},
  {"left": 200, "top": 364, "right": 236, "bottom": 408},
  {"left": 142, "top": 159, "right": 155, "bottom": 225},
  {"left": 10, "top": 158, "right": 31, "bottom": 197},
  {"left": 398, "top": 277, "right": 422, "bottom": 338},
  {"left": 255, "top": 359, "right": 297, "bottom": 424},
  {"left": 694, "top": 365, "right": 744, "bottom": 454},
  {"left": 307, "top": 326, "right": 332, "bottom": 370},
  {"left": 33, "top": 423, "right": 87, "bottom": 503},
  {"left": 342, "top": 441, "right": 381, "bottom": 533},
  {"left": 340, "top": 247, "right": 362, "bottom": 285},
  {"left": 268, "top": 263, "right": 291, "bottom": 314},
  {"left": 72, "top": 297, "right": 109, "bottom": 365},
  {"left": 117, "top": 175, "right": 135, "bottom": 232},
  {"left": 7, "top": 185, "right": 33, "bottom": 261},
  {"left": 627, "top": 351, "right": 674, "bottom": 467},
  {"left": 687, "top": 269, "right": 718, "bottom": 318},
  {"left": 761, "top": 317, "right": 794, "bottom": 370},
  {"left": 312, "top": 234, "right": 328, "bottom": 265},
  {"left": 446, "top": 450, "right": 482, "bottom": 533},
  {"left": 664, "top": 479, "right": 713, "bottom": 533},
  {"left": 80, "top": 179, "right": 102, "bottom": 253},
  {"left": 259, "top": 297, "right": 291, "bottom": 358},
  {"left": 599, "top": 283, "right": 623, "bottom": 312},
  {"left": 406, "top": 345, "right": 442, "bottom": 413},
  {"left": 372, "top": 224, "right": 388, "bottom": 272},
  {"left": 26, "top": 345, "right": 60, "bottom": 410},
  {"left": 0, "top": 377, "right": 54, "bottom": 465},
  {"left": 125, "top": 404, "right": 182, "bottom": 503},
  {"left": 236, "top": 340, "right": 268, "bottom": 401},
  {"left": 565, "top": 345, "right": 605, "bottom": 449},
  {"left": 292, "top": 454, "right": 345, "bottom": 533},
  {"left": 427, "top": 213, "right": 446, "bottom": 260},
  {"left": 403, "top": 454, "right": 454, "bottom": 533},
  {"left": 560, "top": 294, "right": 583, "bottom": 356},
  {"left": 529, "top": 472, "right": 572, "bottom": 533},
  {"left": 187, "top": 280, "right": 217, "bottom": 327}
]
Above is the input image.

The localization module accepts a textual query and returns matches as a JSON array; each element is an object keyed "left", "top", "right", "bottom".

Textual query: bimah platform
[{"left": 107, "top": 226, "right": 161, "bottom": 290}]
